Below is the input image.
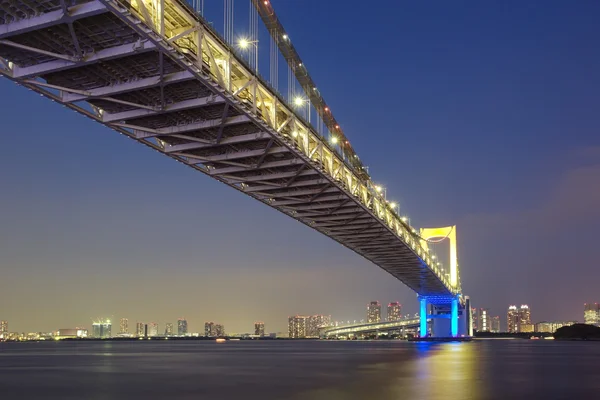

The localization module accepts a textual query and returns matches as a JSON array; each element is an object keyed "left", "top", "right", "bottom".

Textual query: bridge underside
[{"left": 0, "top": 0, "right": 455, "bottom": 297}]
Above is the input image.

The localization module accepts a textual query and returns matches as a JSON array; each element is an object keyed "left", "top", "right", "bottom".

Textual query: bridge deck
[
  {"left": 0, "top": 0, "right": 455, "bottom": 296},
  {"left": 323, "top": 319, "right": 420, "bottom": 337}
]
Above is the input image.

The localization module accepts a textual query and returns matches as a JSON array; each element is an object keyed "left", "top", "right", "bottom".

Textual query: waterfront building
[
  {"left": 288, "top": 316, "right": 309, "bottom": 338},
  {"left": 57, "top": 328, "right": 88, "bottom": 339},
  {"left": 584, "top": 303, "right": 599, "bottom": 326},
  {"left": 0, "top": 320, "right": 7, "bottom": 338},
  {"left": 536, "top": 321, "right": 577, "bottom": 333},
  {"left": 254, "top": 322, "right": 265, "bottom": 336},
  {"left": 491, "top": 316, "right": 500, "bottom": 333},
  {"left": 387, "top": 302, "right": 401, "bottom": 321},
  {"left": 119, "top": 318, "right": 128, "bottom": 334},
  {"left": 147, "top": 322, "right": 158, "bottom": 337},
  {"left": 205, "top": 322, "right": 215, "bottom": 337},
  {"left": 178, "top": 318, "right": 188, "bottom": 336},
  {"left": 507, "top": 306, "right": 519, "bottom": 333},
  {"left": 519, "top": 305, "right": 532, "bottom": 332},
  {"left": 165, "top": 323, "right": 174, "bottom": 336},
  {"left": 367, "top": 301, "right": 381, "bottom": 323},
  {"left": 307, "top": 315, "right": 331, "bottom": 337},
  {"left": 471, "top": 308, "right": 478, "bottom": 332},
  {"left": 478, "top": 308, "right": 490, "bottom": 332},
  {"left": 215, "top": 324, "right": 225, "bottom": 337},
  {"left": 136, "top": 322, "right": 144, "bottom": 337},
  {"left": 92, "top": 319, "right": 112, "bottom": 338}
]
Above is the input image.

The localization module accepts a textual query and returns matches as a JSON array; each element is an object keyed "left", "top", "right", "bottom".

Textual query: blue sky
[{"left": 0, "top": 0, "right": 599, "bottom": 333}]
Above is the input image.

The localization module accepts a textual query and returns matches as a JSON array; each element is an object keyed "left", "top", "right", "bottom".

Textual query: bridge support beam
[
  {"left": 419, "top": 295, "right": 467, "bottom": 339},
  {"left": 420, "top": 297, "right": 428, "bottom": 338}
]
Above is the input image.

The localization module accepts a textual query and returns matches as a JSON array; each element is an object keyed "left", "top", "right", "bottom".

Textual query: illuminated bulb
[
  {"left": 324, "top": 107, "right": 329, "bottom": 111},
  {"left": 331, "top": 136, "right": 338, "bottom": 144},
  {"left": 239, "top": 38, "right": 249, "bottom": 49},
  {"left": 335, "top": 124, "right": 339, "bottom": 129},
  {"left": 401, "top": 216, "right": 408, "bottom": 222},
  {"left": 298, "top": 63, "right": 302, "bottom": 67},
  {"left": 264, "top": 0, "right": 268, "bottom": 4},
  {"left": 375, "top": 186, "right": 382, "bottom": 193},
  {"left": 390, "top": 202, "right": 397, "bottom": 208},
  {"left": 282, "top": 34, "right": 288, "bottom": 39},
  {"left": 292, "top": 131, "right": 298, "bottom": 137},
  {"left": 294, "top": 97, "right": 304, "bottom": 106}
]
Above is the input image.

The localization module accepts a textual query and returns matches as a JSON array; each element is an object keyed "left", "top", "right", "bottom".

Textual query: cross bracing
[{"left": 0, "top": 0, "right": 459, "bottom": 296}]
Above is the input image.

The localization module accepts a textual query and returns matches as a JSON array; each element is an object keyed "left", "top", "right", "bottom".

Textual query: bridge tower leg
[
  {"left": 419, "top": 297, "right": 428, "bottom": 338},
  {"left": 451, "top": 296, "right": 458, "bottom": 337}
]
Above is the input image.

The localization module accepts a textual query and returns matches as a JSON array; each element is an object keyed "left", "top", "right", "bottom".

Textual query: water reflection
[{"left": 2, "top": 340, "right": 600, "bottom": 399}]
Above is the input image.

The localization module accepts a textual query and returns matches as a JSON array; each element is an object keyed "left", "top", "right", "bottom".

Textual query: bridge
[
  {"left": 0, "top": 0, "right": 470, "bottom": 338},
  {"left": 323, "top": 319, "right": 420, "bottom": 338}
]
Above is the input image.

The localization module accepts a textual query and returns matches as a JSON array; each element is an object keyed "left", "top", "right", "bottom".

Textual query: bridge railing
[{"left": 97, "top": 0, "right": 454, "bottom": 292}]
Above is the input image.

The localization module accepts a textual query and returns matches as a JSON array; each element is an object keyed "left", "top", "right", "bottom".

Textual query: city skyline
[{"left": 1, "top": 1, "right": 599, "bottom": 333}]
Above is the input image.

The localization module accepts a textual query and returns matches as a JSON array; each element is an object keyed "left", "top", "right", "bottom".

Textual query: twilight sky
[{"left": 0, "top": 0, "right": 599, "bottom": 334}]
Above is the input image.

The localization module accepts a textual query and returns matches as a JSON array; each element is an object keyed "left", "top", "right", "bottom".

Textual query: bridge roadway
[
  {"left": 0, "top": 0, "right": 456, "bottom": 296},
  {"left": 323, "top": 319, "right": 420, "bottom": 337}
]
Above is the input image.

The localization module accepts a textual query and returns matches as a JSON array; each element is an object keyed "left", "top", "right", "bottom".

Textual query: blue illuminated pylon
[
  {"left": 420, "top": 297, "right": 427, "bottom": 338},
  {"left": 451, "top": 296, "right": 458, "bottom": 337}
]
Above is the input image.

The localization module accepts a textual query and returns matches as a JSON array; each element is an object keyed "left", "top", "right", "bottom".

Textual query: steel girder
[{"left": 0, "top": 0, "right": 456, "bottom": 296}]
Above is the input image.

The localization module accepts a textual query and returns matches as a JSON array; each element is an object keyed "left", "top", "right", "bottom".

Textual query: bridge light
[
  {"left": 401, "top": 216, "right": 408, "bottom": 222},
  {"left": 390, "top": 202, "right": 397, "bottom": 209},
  {"left": 432, "top": 255, "right": 436, "bottom": 260},
  {"left": 264, "top": 0, "right": 268, "bottom": 4},
  {"left": 324, "top": 107, "right": 329, "bottom": 112},
  {"left": 239, "top": 38, "right": 249, "bottom": 49},
  {"left": 331, "top": 136, "right": 339, "bottom": 144},
  {"left": 294, "top": 96, "right": 305, "bottom": 106},
  {"left": 375, "top": 186, "right": 383, "bottom": 193},
  {"left": 335, "top": 124, "right": 340, "bottom": 129},
  {"left": 282, "top": 34, "right": 288, "bottom": 40},
  {"left": 292, "top": 130, "right": 298, "bottom": 137}
]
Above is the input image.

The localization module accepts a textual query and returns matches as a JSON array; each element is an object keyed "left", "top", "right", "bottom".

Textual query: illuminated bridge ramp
[
  {"left": 323, "top": 319, "right": 420, "bottom": 337},
  {"left": 0, "top": 0, "right": 457, "bottom": 298}
]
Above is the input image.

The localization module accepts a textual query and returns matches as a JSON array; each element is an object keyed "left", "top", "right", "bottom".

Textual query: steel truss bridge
[
  {"left": 323, "top": 319, "right": 420, "bottom": 338},
  {"left": 0, "top": 0, "right": 469, "bottom": 337}
]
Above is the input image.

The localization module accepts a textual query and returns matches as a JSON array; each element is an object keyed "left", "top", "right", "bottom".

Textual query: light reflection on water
[{"left": 1, "top": 340, "right": 599, "bottom": 399}]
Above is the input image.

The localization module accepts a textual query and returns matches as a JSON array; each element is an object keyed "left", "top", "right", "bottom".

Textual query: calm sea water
[{"left": 0, "top": 339, "right": 598, "bottom": 399}]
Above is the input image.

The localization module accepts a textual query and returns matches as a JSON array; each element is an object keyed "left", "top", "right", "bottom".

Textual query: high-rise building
[
  {"left": 288, "top": 316, "right": 309, "bottom": 339},
  {"left": 507, "top": 306, "right": 519, "bottom": 333},
  {"left": 255, "top": 322, "right": 265, "bottom": 336},
  {"left": 178, "top": 318, "right": 188, "bottom": 336},
  {"left": 92, "top": 319, "right": 112, "bottom": 338},
  {"left": 0, "top": 320, "right": 7, "bottom": 334},
  {"left": 119, "top": 318, "right": 128, "bottom": 334},
  {"left": 519, "top": 305, "right": 533, "bottom": 332},
  {"left": 165, "top": 323, "right": 174, "bottom": 336},
  {"left": 307, "top": 315, "right": 331, "bottom": 337},
  {"left": 205, "top": 322, "right": 215, "bottom": 337},
  {"left": 136, "top": 322, "right": 144, "bottom": 337},
  {"left": 471, "top": 308, "right": 478, "bottom": 332},
  {"left": 204, "top": 322, "right": 225, "bottom": 337},
  {"left": 387, "top": 302, "right": 401, "bottom": 321},
  {"left": 478, "top": 308, "right": 490, "bottom": 332},
  {"left": 148, "top": 322, "right": 158, "bottom": 337},
  {"left": 367, "top": 301, "right": 381, "bottom": 323},
  {"left": 584, "top": 303, "right": 599, "bottom": 326},
  {"left": 491, "top": 316, "right": 500, "bottom": 333}
]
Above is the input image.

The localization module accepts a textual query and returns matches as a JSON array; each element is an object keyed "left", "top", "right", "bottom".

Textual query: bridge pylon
[{"left": 419, "top": 295, "right": 468, "bottom": 338}]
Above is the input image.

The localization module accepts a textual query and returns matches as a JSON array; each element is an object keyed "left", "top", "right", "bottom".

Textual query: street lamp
[{"left": 238, "top": 38, "right": 258, "bottom": 72}]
